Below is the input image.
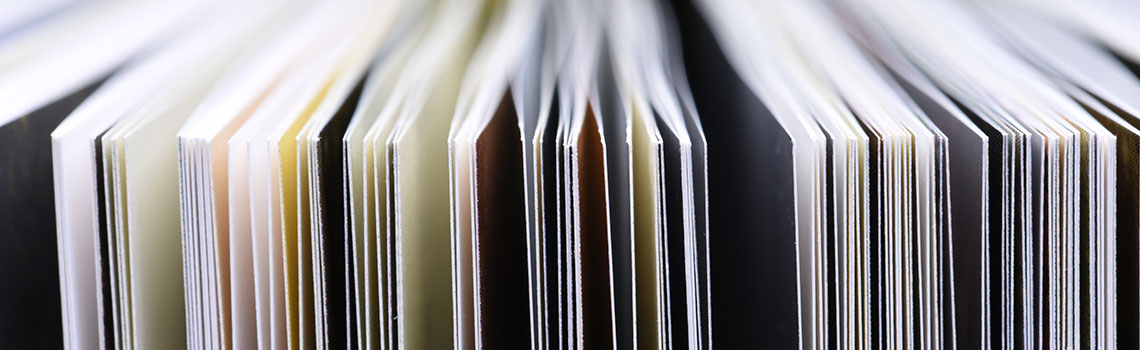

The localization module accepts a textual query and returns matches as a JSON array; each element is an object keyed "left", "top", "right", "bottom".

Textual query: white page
[
  {"left": 343, "top": 11, "right": 425, "bottom": 348},
  {"left": 242, "top": 47, "right": 352, "bottom": 350},
  {"left": 96, "top": 6, "right": 276, "bottom": 344},
  {"left": 0, "top": 0, "right": 207, "bottom": 127},
  {"left": 50, "top": 9, "right": 239, "bottom": 345},
  {"left": 195, "top": 4, "right": 354, "bottom": 348},
  {"left": 0, "top": 0, "right": 75, "bottom": 41},
  {"left": 238, "top": 3, "right": 378, "bottom": 348}
]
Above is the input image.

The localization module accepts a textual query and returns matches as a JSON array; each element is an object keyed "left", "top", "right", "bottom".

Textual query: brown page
[
  {"left": 473, "top": 90, "right": 531, "bottom": 348},
  {"left": 575, "top": 104, "right": 615, "bottom": 349}
]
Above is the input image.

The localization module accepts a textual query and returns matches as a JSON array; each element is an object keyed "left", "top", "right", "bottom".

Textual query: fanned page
[{"left": 0, "top": 0, "right": 1139, "bottom": 349}]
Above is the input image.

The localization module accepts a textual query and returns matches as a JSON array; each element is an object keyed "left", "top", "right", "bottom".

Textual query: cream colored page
[
  {"left": 256, "top": 12, "right": 345, "bottom": 350},
  {"left": 629, "top": 102, "right": 665, "bottom": 350},
  {"left": 361, "top": 124, "right": 383, "bottom": 348},
  {"left": 393, "top": 111, "right": 457, "bottom": 350},
  {"left": 363, "top": 129, "right": 386, "bottom": 348},
  {"left": 276, "top": 83, "right": 331, "bottom": 350},
  {"left": 357, "top": 26, "right": 432, "bottom": 350},
  {"left": 237, "top": 56, "right": 327, "bottom": 350},
  {"left": 99, "top": 131, "right": 125, "bottom": 350},
  {"left": 108, "top": 125, "right": 137, "bottom": 350},
  {"left": 366, "top": 94, "right": 408, "bottom": 349},
  {"left": 121, "top": 112, "right": 191, "bottom": 349},
  {"left": 116, "top": 62, "right": 233, "bottom": 347},
  {"left": 392, "top": 12, "right": 486, "bottom": 350},
  {"left": 269, "top": 58, "right": 332, "bottom": 350},
  {"left": 293, "top": 114, "right": 316, "bottom": 350},
  {"left": 242, "top": 41, "right": 352, "bottom": 350},
  {"left": 349, "top": 42, "right": 418, "bottom": 348}
]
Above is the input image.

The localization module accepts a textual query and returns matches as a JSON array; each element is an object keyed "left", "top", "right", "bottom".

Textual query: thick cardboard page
[
  {"left": 1091, "top": 94, "right": 1140, "bottom": 350},
  {"left": 0, "top": 76, "right": 105, "bottom": 349},
  {"left": 853, "top": 29, "right": 985, "bottom": 350},
  {"left": 535, "top": 86, "right": 563, "bottom": 350},
  {"left": 675, "top": 87, "right": 712, "bottom": 350},
  {"left": 572, "top": 104, "right": 615, "bottom": 349},
  {"left": 889, "top": 72, "right": 969, "bottom": 349},
  {"left": 556, "top": 93, "right": 575, "bottom": 350},
  {"left": 360, "top": 66, "right": 415, "bottom": 350},
  {"left": 471, "top": 90, "right": 531, "bottom": 348},
  {"left": 342, "top": 18, "right": 430, "bottom": 346},
  {"left": 664, "top": 10, "right": 714, "bottom": 341},
  {"left": 628, "top": 100, "right": 665, "bottom": 350},
  {"left": 380, "top": 131, "right": 399, "bottom": 350},
  {"left": 101, "top": 124, "right": 129, "bottom": 350},
  {"left": 270, "top": 12, "right": 394, "bottom": 344},
  {"left": 93, "top": 127, "right": 117, "bottom": 350},
  {"left": 1070, "top": 88, "right": 1137, "bottom": 350},
  {"left": 195, "top": 6, "right": 348, "bottom": 348},
  {"left": 839, "top": 3, "right": 1003, "bottom": 346},
  {"left": 180, "top": 142, "right": 200, "bottom": 350},
  {"left": 106, "top": 128, "right": 131, "bottom": 350},
  {"left": 275, "top": 93, "right": 322, "bottom": 350},
  {"left": 386, "top": 1, "right": 490, "bottom": 347},
  {"left": 51, "top": 66, "right": 132, "bottom": 350},
  {"left": 978, "top": 8, "right": 1140, "bottom": 345},
  {"left": 119, "top": 100, "right": 199, "bottom": 350},
  {"left": 860, "top": 117, "right": 885, "bottom": 349},
  {"left": 449, "top": 1, "right": 547, "bottom": 346},
  {"left": 672, "top": 2, "right": 801, "bottom": 347},
  {"left": 299, "top": 9, "right": 405, "bottom": 346},
  {"left": 310, "top": 75, "right": 368, "bottom": 349},
  {"left": 513, "top": 18, "right": 548, "bottom": 350},
  {"left": 595, "top": 44, "right": 634, "bottom": 350},
  {"left": 848, "top": 1, "right": 1125, "bottom": 346},
  {"left": 656, "top": 111, "right": 695, "bottom": 350}
]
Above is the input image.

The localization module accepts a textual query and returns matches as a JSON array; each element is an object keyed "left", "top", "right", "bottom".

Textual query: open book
[{"left": 0, "top": 0, "right": 1135, "bottom": 349}]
